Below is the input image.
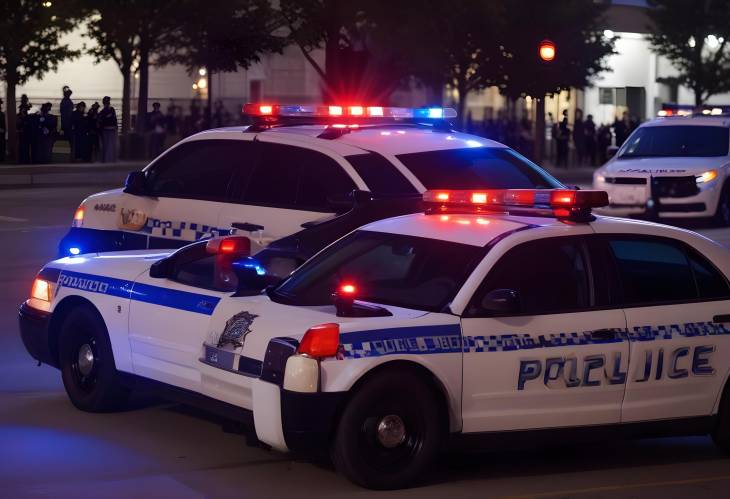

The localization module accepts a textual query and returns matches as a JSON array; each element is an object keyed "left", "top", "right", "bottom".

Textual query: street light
[{"left": 539, "top": 39, "right": 556, "bottom": 62}]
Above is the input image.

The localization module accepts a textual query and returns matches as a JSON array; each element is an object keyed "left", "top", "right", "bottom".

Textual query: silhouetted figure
[
  {"left": 34, "top": 102, "right": 57, "bottom": 164},
  {"left": 0, "top": 98, "right": 5, "bottom": 162},
  {"left": 556, "top": 109, "right": 570, "bottom": 167},
  {"left": 613, "top": 111, "right": 631, "bottom": 147},
  {"left": 87, "top": 102, "right": 101, "bottom": 162},
  {"left": 72, "top": 101, "right": 90, "bottom": 162},
  {"left": 146, "top": 101, "right": 166, "bottom": 158},
  {"left": 166, "top": 99, "right": 178, "bottom": 135},
  {"left": 60, "top": 85, "right": 74, "bottom": 156},
  {"left": 597, "top": 124, "right": 613, "bottom": 165},
  {"left": 572, "top": 108, "right": 585, "bottom": 166},
  {"left": 584, "top": 114, "right": 597, "bottom": 166},
  {"left": 17, "top": 95, "right": 32, "bottom": 164},
  {"left": 98, "top": 96, "right": 117, "bottom": 163}
]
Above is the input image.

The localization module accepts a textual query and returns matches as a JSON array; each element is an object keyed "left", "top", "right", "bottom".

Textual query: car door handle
[
  {"left": 232, "top": 222, "right": 264, "bottom": 232},
  {"left": 714, "top": 314, "right": 730, "bottom": 323},
  {"left": 590, "top": 329, "right": 617, "bottom": 341}
]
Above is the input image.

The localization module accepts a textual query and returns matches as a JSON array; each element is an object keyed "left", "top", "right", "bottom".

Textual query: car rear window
[
  {"left": 396, "top": 147, "right": 563, "bottom": 190},
  {"left": 619, "top": 125, "right": 730, "bottom": 158}
]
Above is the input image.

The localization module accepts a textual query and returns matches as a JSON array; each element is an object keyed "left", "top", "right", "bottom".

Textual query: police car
[
  {"left": 593, "top": 114, "right": 730, "bottom": 225},
  {"left": 20, "top": 188, "right": 730, "bottom": 489},
  {"left": 59, "top": 104, "right": 562, "bottom": 257}
]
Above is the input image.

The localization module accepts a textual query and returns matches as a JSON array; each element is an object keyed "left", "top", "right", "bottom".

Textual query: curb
[{"left": 0, "top": 162, "right": 145, "bottom": 189}]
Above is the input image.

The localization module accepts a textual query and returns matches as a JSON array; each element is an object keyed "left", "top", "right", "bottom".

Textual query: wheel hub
[
  {"left": 376, "top": 414, "right": 406, "bottom": 448},
  {"left": 77, "top": 343, "right": 95, "bottom": 376}
]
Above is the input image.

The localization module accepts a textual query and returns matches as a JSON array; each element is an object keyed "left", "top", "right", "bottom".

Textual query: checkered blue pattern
[{"left": 141, "top": 218, "right": 230, "bottom": 241}]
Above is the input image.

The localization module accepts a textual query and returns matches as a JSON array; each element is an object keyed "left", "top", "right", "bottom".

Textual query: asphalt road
[{"left": 2, "top": 185, "right": 730, "bottom": 498}]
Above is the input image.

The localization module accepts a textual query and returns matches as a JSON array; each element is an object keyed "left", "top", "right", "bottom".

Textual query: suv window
[
  {"left": 468, "top": 237, "right": 591, "bottom": 316},
  {"left": 396, "top": 147, "right": 562, "bottom": 190},
  {"left": 243, "top": 143, "right": 357, "bottom": 211},
  {"left": 607, "top": 238, "right": 697, "bottom": 305},
  {"left": 346, "top": 153, "right": 417, "bottom": 195},
  {"left": 270, "top": 230, "right": 483, "bottom": 312},
  {"left": 146, "top": 140, "right": 252, "bottom": 200}
]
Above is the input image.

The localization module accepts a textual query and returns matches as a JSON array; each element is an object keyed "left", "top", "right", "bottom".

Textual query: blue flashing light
[
  {"left": 428, "top": 108, "right": 444, "bottom": 119},
  {"left": 465, "top": 139, "right": 483, "bottom": 148},
  {"left": 69, "top": 247, "right": 81, "bottom": 256},
  {"left": 234, "top": 257, "right": 267, "bottom": 276}
]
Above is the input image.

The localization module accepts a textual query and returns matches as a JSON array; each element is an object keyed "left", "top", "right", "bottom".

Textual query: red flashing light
[
  {"left": 206, "top": 236, "right": 251, "bottom": 256},
  {"left": 259, "top": 105, "right": 273, "bottom": 115},
  {"left": 297, "top": 323, "right": 340, "bottom": 358},
  {"left": 423, "top": 189, "right": 609, "bottom": 219},
  {"left": 339, "top": 283, "right": 357, "bottom": 295},
  {"left": 349, "top": 106, "right": 364, "bottom": 116},
  {"left": 367, "top": 106, "right": 384, "bottom": 116},
  {"left": 329, "top": 105, "right": 343, "bottom": 116}
]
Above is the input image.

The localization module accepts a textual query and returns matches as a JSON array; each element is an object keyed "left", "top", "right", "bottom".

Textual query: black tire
[
  {"left": 331, "top": 368, "right": 443, "bottom": 489},
  {"left": 713, "top": 181, "right": 730, "bottom": 227},
  {"left": 59, "top": 306, "right": 130, "bottom": 412}
]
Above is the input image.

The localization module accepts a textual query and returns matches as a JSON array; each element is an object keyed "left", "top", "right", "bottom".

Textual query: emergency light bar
[
  {"left": 242, "top": 103, "right": 457, "bottom": 120},
  {"left": 423, "top": 189, "right": 609, "bottom": 221}
]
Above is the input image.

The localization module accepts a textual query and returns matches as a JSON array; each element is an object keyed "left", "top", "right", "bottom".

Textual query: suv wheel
[
  {"left": 59, "top": 306, "right": 130, "bottom": 412},
  {"left": 331, "top": 368, "right": 443, "bottom": 489}
]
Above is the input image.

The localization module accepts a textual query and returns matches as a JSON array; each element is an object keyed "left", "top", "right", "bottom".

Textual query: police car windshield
[
  {"left": 619, "top": 126, "right": 730, "bottom": 158},
  {"left": 269, "top": 230, "right": 483, "bottom": 312},
  {"left": 396, "top": 147, "right": 562, "bottom": 190}
]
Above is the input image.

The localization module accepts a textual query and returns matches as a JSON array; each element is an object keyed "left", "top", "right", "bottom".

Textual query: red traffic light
[{"left": 539, "top": 39, "right": 556, "bottom": 62}]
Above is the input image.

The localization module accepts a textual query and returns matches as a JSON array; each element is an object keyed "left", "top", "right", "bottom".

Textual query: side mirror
[
  {"left": 606, "top": 145, "right": 619, "bottom": 159},
  {"left": 149, "top": 257, "right": 172, "bottom": 278},
  {"left": 480, "top": 288, "right": 520, "bottom": 315},
  {"left": 124, "top": 171, "right": 147, "bottom": 195},
  {"left": 326, "top": 190, "right": 373, "bottom": 213}
]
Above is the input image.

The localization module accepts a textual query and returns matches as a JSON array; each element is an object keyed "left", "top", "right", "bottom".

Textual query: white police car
[
  {"left": 60, "top": 104, "right": 562, "bottom": 256},
  {"left": 20, "top": 188, "right": 730, "bottom": 489},
  {"left": 593, "top": 115, "right": 730, "bottom": 225}
]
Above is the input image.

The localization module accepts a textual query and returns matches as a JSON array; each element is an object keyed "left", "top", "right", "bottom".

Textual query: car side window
[
  {"left": 346, "top": 153, "right": 417, "bottom": 195},
  {"left": 146, "top": 140, "right": 252, "bottom": 201},
  {"left": 467, "top": 237, "right": 591, "bottom": 316},
  {"left": 167, "top": 242, "right": 237, "bottom": 292},
  {"left": 607, "top": 237, "right": 698, "bottom": 305},
  {"left": 243, "top": 143, "right": 357, "bottom": 211},
  {"left": 688, "top": 249, "right": 730, "bottom": 299}
]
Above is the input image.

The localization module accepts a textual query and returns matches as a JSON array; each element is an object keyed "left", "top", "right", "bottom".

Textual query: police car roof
[
  {"left": 642, "top": 116, "right": 730, "bottom": 128},
  {"left": 189, "top": 124, "right": 505, "bottom": 156}
]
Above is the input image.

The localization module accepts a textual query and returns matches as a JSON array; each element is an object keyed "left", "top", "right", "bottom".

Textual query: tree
[
  {"left": 497, "top": 0, "right": 615, "bottom": 160},
  {"left": 85, "top": 0, "right": 140, "bottom": 135},
  {"left": 647, "top": 0, "right": 730, "bottom": 106},
  {"left": 158, "top": 0, "right": 285, "bottom": 124},
  {"left": 0, "top": 0, "right": 78, "bottom": 161}
]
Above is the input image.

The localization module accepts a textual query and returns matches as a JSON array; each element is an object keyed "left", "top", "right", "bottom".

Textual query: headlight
[
  {"left": 72, "top": 204, "right": 85, "bottom": 227},
  {"left": 696, "top": 169, "right": 718, "bottom": 184},
  {"left": 595, "top": 174, "right": 606, "bottom": 183},
  {"left": 28, "top": 278, "right": 53, "bottom": 312}
]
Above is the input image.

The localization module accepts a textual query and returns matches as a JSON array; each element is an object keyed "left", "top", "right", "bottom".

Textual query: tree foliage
[
  {"left": 647, "top": 0, "right": 730, "bottom": 105},
  {"left": 0, "top": 0, "right": 79, "bottom": 159}
]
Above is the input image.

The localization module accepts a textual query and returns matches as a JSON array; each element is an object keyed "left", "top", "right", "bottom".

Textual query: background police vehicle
[
  {"left": 20, "top": 187, "right": 730, "bottom": 489},
  {"left": 59, "top": 104, "right": 563, "bottom": 257},
  {"left": 593, "top": 110, "right": 730, "bottom": 225}
]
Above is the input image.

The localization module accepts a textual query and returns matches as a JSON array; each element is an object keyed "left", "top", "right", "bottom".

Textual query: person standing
[
  {"left": 60, "top": 85, "right": 74, "bottom": 158},
  {"left": 613, "top": 111, "right": 631, "bottom": 147},
  {"left": 17, "top": 95, "right": 32, "bottom": 164},
  {"left": 87, "top": 102, "right": 100, "bottom": 162},
  {"left": 584, "top": 114, "right": 597, "bottom": 166},
  {"left": 146, "top": 101, "right": 166, "bottom": 158},
  {"left": 572, "top": 108, "right": 585, "bottom": 166},
  {"left": 72, "top": 102, "right": 90, "bottom": 162},
  {"left": 35, "top": 102, "right": 57, "bottom": 164},
  {"left": 98, "top": 96, "right": 118, "bottom": 163},
  {"left": 0, "top": 98, "right": 6, "bottom": 162},
  {"left": 556, "top": 109, "right": 570, "bottom": 168},
  {"left": 597, "top": 123, "right": 612, "bottom": 165}
]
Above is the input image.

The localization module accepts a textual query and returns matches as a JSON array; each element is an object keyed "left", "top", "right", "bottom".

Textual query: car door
[
  {"left": 460, "top": 235, "right": 629, "bottom": 433},
  {"left": 603, "top": 235, "right": 730, "bottom": 422},
  {"left": 218, "top": 141, "right": 362, "bottom": 251},
  {"left": 128, "top": 243, "right": 232, "bottom": 391},
  {"left": 133, "top": 138, "right": 254, "bottom": 249}
]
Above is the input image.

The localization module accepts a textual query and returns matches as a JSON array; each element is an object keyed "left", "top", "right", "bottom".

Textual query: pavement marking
[
  {"left": 499, "top": 474, "right": 730, "bottom": 499},
  {"left": 0, "top": 215, "right": 29, "bottom": 222},
  {"left": 0, "top": 224, "right": 67, "bottom": 232}
]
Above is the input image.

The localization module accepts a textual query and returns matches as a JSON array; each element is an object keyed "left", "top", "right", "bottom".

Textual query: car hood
[{"left": 600, "top": 156, "right": 728, "bottom": 176}]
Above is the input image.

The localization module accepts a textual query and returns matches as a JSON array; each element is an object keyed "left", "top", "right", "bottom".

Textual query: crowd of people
[{"left": 466, "top": 107, "right": 640, "bottom": 167}]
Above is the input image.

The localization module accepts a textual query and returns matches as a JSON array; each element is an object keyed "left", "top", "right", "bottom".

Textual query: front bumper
[
  {"left": 18, "top": 301, "right": 56, "bottom": 367},
  {"left": 595, "top": 176, "right": 721, "bottom": 218}
]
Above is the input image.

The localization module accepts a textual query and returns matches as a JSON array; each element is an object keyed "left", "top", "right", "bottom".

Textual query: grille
[
  {"left": 605, "top": 177, "right": 647, "bottom": 185},
  {"left": 652, "top": 176, "right": 699, "bottom": 198}
]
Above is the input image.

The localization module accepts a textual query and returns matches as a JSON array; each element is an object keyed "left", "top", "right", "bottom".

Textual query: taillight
[
  {"left": 72, "top": 205, "right": 85, "bottom": 228},
  {"left": 297, "top": 323, "right": 340, "bottom": 358}
]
